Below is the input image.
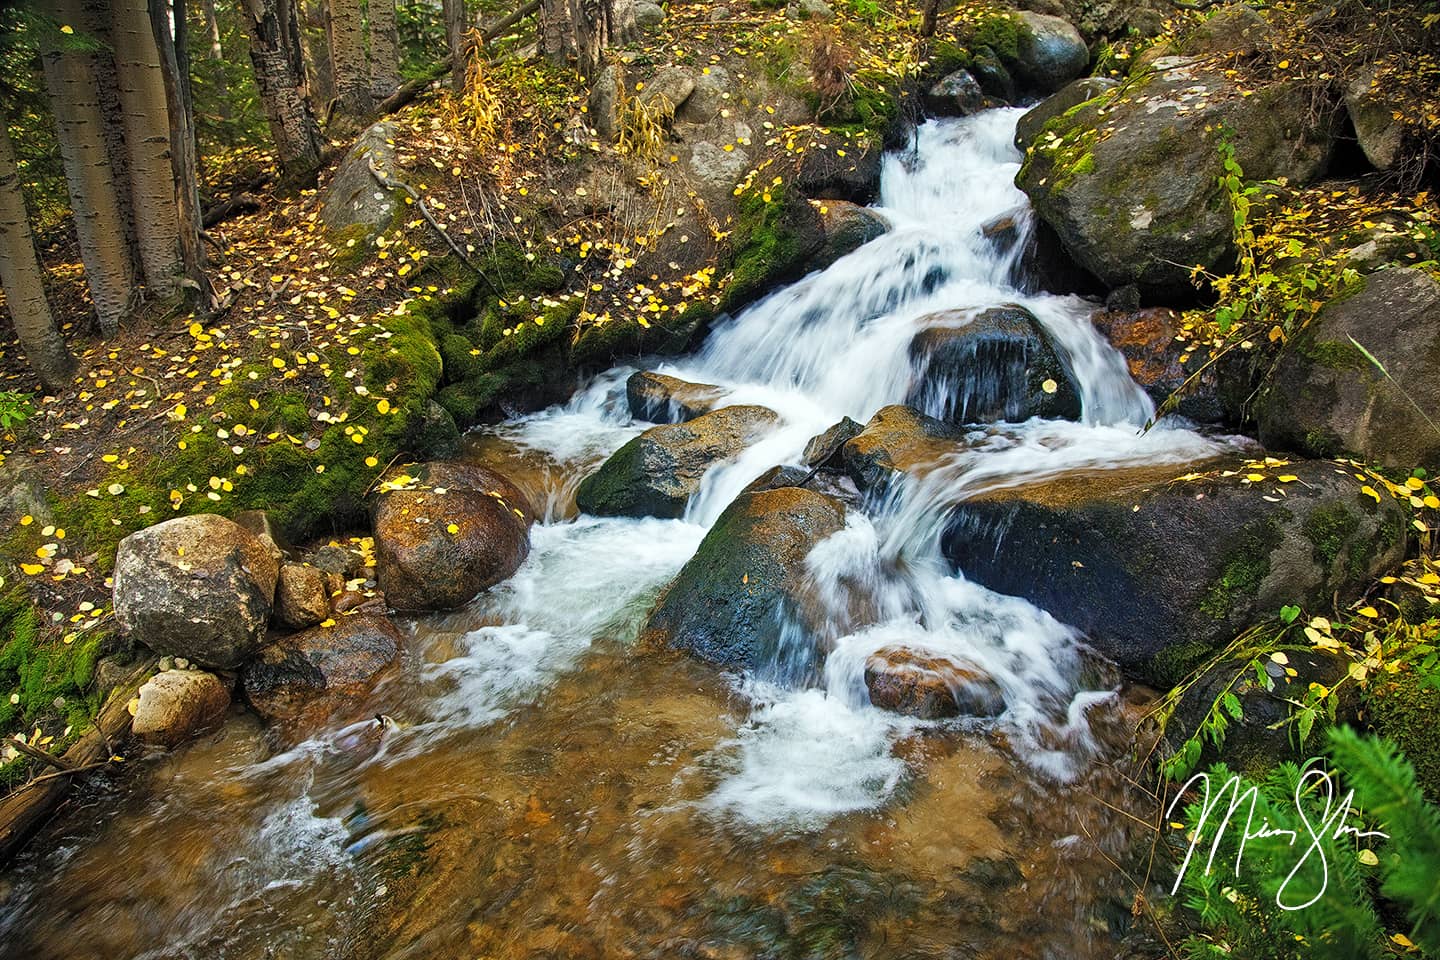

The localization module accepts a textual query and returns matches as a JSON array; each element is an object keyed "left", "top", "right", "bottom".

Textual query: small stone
[
  {"left": 159, "top": 656, "right": 175, "bottom": 672},
  {"left": 131, "top": 669, "right": 231, "bottom": 747},
  {"left": 174, "top": 657, "right": 189, "bottom": 670}
]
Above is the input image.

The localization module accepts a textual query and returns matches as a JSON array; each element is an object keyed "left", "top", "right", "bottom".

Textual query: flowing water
[{"left": 1, "top": 110, "right": 1236, "bottom": 959}]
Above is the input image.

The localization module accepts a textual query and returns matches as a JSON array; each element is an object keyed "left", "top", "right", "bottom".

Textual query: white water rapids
[{"left": 447, "top": 108, "right": 1229, "bottom": 826}]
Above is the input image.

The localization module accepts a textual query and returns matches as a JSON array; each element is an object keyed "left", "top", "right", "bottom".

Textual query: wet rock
[
  {"left": 241, "top": 615, "right": 401, "bottom": 729},
  {"left": 743, "top": 465, "right": 814, "bottom": 495},
  {"left": 318, "top": 120, "right": 399, "bottom": 234},
  {"left": 810, "top": 201, "right": 889, "bottom": 270},
  {"left": 131, "top": 669, "right": 231, "bottom": 747},
  {"left": 113, "top": 514, "right": 283, "bottom": 670},
  {"left": 1164, "top": 649, "right": 1357, "bottom": 774},
  {"left": 274, "top": 563, "right": 331, "bottom": 630},
  {"left": 803, "top": 417, "right": 865, "bottom": 469},
  {"left": 1090, "top": 307, "right": 1254, "bottom": 425},
  {"left": 943, "top": 459, "right": 1408, "bottom": 684},
  {"left": 1016, "top": 57, "right": 1335, "bottom": 299},
  {"left": 1013, "top": 77, "right": 1118, "bottom": 152},
  {"left": 372, "top": 461, "right": 533, "bottom": 612},
  {"left": 334, "top": 589, "right": 387, "bottom": 615},
  {"left": 1257, "top": 268, "right": 1440, "bottom": 471},
  {"left": 842, "top": 404, "right": 967, "bottom": 491},
  {"left": 969, "top": 46, "right": 1015, "bottom": 102},
  {"left": 925, "top": 70, "right": 986, "bottom": 118},
  {"left": 642, "top": 487, "right": 846, "bottom": 677},
  {"left": 906, "top": 306, "right": 1081, "bottom": 424},
  {"left": 1012, "top": 12, "right": 1088, "bottom": 94},
  {"left": 794, "top": 139, "right": 885, "bottom": 205},
  {"left": 627, "top": 370, "right": 726, "bottom": 423},
  {"left": 576, "top": 405, "right": 781, "bottom": 518},
  {"left": 864, "top": 647, "right": 1005, "bottom": 719}
]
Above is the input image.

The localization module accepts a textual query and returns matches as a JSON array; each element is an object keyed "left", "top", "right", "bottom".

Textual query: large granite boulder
[
  {"left": 943, "top": 459, "right": 1407, "bottom": 684},
  {"left": 241, "top": 615, "right": 402, "bottom": 730},
  {"left": 1016, "top": 57, "right": 1335, "bottom": 299},
  {"left": 113, "top": 514, "right": 282, "bottom": 670},
  {"left": 1014, "top": 77, "right": 1118, "bottom": 152},
  {"left": 576, "top": 404, "right": 781, "bottom": 518},
  {"left": 373, "top": 461, "right": 533, "bottom": 612},
  {"left": 318, "top": 120, "right": 400, "bottom": 234},
  {"left": 641, "top": 487, "right": 846, "bottom": 680},
  {"left": 1011, "top": 12, "right": 1089, "bottom": 94},
  {"left": 906, "top": 306, "right": 1082, "bottom": 423},
  {"left": 1257, "top": 268, "right": 1440, "bottom": 472}
]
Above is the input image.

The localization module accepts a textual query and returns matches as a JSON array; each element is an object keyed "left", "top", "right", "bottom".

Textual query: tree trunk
[
  {"left": 41, "top": 0, "right": 136, "bottom": 335},
  {"left": 200, "top": 0, "right": 233, "bottom": 119},
  {"left": 151, "top": 0, "right": 215, "bottom": 311},
  {"left": 369, "top": 0, "right": 399, "bottom": 100},
  {"left": 240, "top": 0, "right": 326, "bottom": 178},
  {"left": 539, "top": 0, "right": 612, "bottom": 78},
  {"left": 110, "top": 0, "right": 184, "bottom": 297},
  {"left": 324, "top": 0, "right": 372, "bottom": 129},
  {"left": 442, "top": 0, "right": 466, "bottom": 92},
  {"left": 0, "top": 116, "right": 76, "bottom": 393},
  {"left": 81, "top": 0, "right": 144, "bottom": 286},
  {"left": 920, "top": 0, "right": 940, "bottom": 37}
]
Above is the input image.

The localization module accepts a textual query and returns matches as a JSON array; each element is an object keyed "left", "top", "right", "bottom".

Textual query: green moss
[
  {"left": 1198, "top": 517, "right": 1285, "bottom": 620},
  {"left": 969, "top": 12, "right": 1027, "bottom": 62},
  {"left": 1365, "top": 669, "right": 1440, "bottom": 803},
  {"left": 1148, "top": 639, "right": 1222, "bottom": 690},
  {"left": 1303, "top": 502, "right": 1360, "bottom": 569},
  {"left": 1304, "top": 427, "right": 1345, "bottom": 459},
  {"left": 722, "top": 186, "right": 817, "bottom": 314},
  {"left": 574, "top": 436, "right": 642, "bottom": 514},
  {"left": 328, "top": 222, "right": 378, "bottom": 271},
  {"left": 1300, "top": 338, "right": 1366, "bottom": 371}
]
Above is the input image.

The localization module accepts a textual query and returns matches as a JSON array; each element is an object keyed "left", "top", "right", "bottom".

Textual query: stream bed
[{"left": 0, "top": 110, "right": 1238, "bottom": 960}]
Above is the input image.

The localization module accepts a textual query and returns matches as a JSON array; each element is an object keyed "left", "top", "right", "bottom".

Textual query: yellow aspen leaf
[
  {"left": 376, "top": 399, "right": 391, "bottom": 415},
  {"left": 1358, "top": 606, "right": 1379, "bottom": 618},
  {"left": 1357, "top": 849, "right": 1378, "bottom": 866},
  {"left": 1361, "top": 485, "right": 1381, "bottom": 502},
  {"left": 20, "top": 563, "right": 44, "bottom": 575}
]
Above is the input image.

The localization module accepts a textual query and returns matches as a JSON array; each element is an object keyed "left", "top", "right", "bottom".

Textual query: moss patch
[
  {"left": 1303, "top": 501, "right": 1360, "bottom": 570},
  {"left": 1365, "top": 669, "right": 1440, "bottom": 803},
  {"left": 1198, "top": 517, "right": 1285, "bottom": 620}
]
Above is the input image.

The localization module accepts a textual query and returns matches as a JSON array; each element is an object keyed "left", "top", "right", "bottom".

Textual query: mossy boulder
[
  {"left": 576, "top": 404, "right": 781, "bottom": 518},
  {"left": 942, "top": 459, "right": 1407, "bottom": 684},
  {"left": 372, "top": 461, "right": 534, "bottom": 612},
  {"left": 113, "top": 514, "right": 283, "bottom": 670},
  {"left": 1016, "top": 58, "right": 1335, "bottom": 299},
  {"left": 1091, "top": 306, "right": 1254, "bottom": 425},
  {"left": 906, "top": 306, "right": 1082, "bottom": 424},
  {"left": 841, "top": 404, "right": 968, "bottom": 492},
  {"left": 1013, "top": 77, "right": 1118, "bottom": 152},
  {"left": 641, "top": 486, "right": 846, "bottom": 679},
  {"left": 626, "top": 371, "right": 726, "bottom": 424},
  {"left": 1011, "top": 12, "right": 1089, "bottom": 94},
  {"left": 722, "top": 187, "right": 826, "bottom": 314},
  {"left": 241, "top": 614, "right": 401, "bottom": 732},
  {"left": 1256, "top": 268, "right": 1440, "bottom": 472}
]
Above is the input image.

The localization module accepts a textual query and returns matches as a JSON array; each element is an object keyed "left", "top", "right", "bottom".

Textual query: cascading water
[{"left": 0, "top": 110, "right": 1239, "bottom": 960}]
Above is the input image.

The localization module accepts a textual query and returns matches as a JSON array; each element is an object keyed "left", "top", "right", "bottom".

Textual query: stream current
[{"left": 1, "top": 109, "right": 1238, "bottom": 959}]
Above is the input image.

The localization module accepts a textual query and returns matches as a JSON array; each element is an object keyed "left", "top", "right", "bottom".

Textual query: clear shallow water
[{"left": 0, "top": 111, "right": 1230, "bottom": 959}]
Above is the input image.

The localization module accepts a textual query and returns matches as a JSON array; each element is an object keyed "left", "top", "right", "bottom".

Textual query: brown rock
[
  {"left": 841, "top": 404, "right": 967, "bottom": 491},
  {"left": 131, "top": 669, "right": 232, "bottom": 747},
  {"left": 373, "top": 461, "right": 533, "bottom": 612},
  {"left": 274, "top": 563, "right": 330, "bottom": 629},
  {"left": 626, "top": 371, "right": 726, "bottom": 424},
  {"left": 241, "top": 614, "right": 402, "bottom": 729},
  {"left": 864, "top": 647, "right": 1005, "bottom": 719},
  {"left": 113, "top": 514, "right": 283, "bottom": 669}
]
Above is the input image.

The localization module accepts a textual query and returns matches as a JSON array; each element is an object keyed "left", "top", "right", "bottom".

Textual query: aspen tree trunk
[
  {"left": 0, "top": 117, "right": 77, "bottom": 393},
  {"left": 81, "top": 0, "right": 143, "bottom": 284},
  {"left": 442, "top": 0, "right": 466, "bottom": 92},
  {"left": 369, "top": 0, "right": 400, "bottom": 100},
  {"left": 200, "top": 0, "right": 233, "bottom": 119},
  {"left": 324, "top": 0, "right": 372, "bottom": 129},
  {"left": 240, "top": 0, "right": 326, "bottom": 177},
  {"left": 42, "top": 0, "right": 136, "bottom": 335},
  {"left": 539, "top": 0, "right": 612, "bottom": 79},
  {"left": 111, "top": 0, "right": 184, "bottom": 297},
  {"left": 150, "top": 0, "right": 215, "bottom": 309}
]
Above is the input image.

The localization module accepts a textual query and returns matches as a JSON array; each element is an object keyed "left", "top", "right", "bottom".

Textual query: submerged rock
[
  {"left": 643, "top": 486, "right": 846, "bottom": 678},
  {"left": 626, "top": 370, "right": 725, "bottom": 423},
  {"left": 906, "top": 306, "right": 1081, "bottom": 424},
  {"left": 1090, "top": 307, "right": 1253, "bottom": 425},
  {"left": 242, "top": 615, "right": 401, "bottom": 729},
  {"left": 1016, "top": 57, "right": 1334, "bottom": 299},
  {"left": 131, "top": 669, "right": 231, "bottom": 747},
  {"left": 1257, "top": 268, "right": 1440, "bottom": 471},
  {"left": 113, "top": 514, "right": 282, "bottom": 670},
  {"left": 864, "top": 647, "right": 1005, "bottom": 719},
  {"left": 943, "top": 459, "right": 1407, "bottom": 684},
  {"left": 372, "top": 461, "right": 533, "bottom": 612},
  {"left": 576, "top": 404, "right": 781, "bottom": 518},
  {"left": 842, "top": 404, "right": 967, "bottom": 491}
]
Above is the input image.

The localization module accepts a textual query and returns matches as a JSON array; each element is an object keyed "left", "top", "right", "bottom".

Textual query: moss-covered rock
[
  {"left": 1365, "top": 668, "right": 1440, "bottom": 803},
  {"left": 640, "top": 486, "right": 847, "bottom": 679},
  {"left": 720, "top": 186, "right": 825, "bottom": 314},
  {"left": 942, "top": 459, "right": 1407, "bottom": 684}
]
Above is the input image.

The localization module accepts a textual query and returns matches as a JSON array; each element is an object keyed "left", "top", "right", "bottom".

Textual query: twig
[
  {"left": 366, "top": 156, "right": 499, "bottom": 296},
  {"left": 6, "top": 737, "right": 71, "bottom": 772},
  {"left": 13, "top": 759, "right": 121, "bottom": 795}
]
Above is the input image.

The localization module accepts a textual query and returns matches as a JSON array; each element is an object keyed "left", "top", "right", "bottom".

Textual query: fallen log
[{"left": 0, "top": 659, "right": 155, "bottom": 864}]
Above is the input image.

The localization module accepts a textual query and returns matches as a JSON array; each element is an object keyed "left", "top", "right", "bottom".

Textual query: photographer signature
[{"left": 1166, "top": 765, "right": 1389, "bottom": 911}]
